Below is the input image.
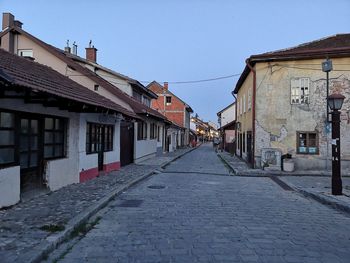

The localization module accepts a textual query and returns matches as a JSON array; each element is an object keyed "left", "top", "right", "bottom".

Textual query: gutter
[{"left": 245, "top": 59, "right": 256, "bottom": 168}]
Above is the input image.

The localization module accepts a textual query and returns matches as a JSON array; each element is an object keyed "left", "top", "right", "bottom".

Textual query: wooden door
[{"left": 120, "top": 121, "right": 134, "bottom": 166}]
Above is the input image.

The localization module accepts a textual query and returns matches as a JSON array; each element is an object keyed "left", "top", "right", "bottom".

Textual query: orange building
[{"left": 147, "top": 81, "right": 193, "bottom": 146}]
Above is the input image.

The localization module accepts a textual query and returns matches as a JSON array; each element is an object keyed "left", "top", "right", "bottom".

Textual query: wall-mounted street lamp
[
  {"left": 322, "top": 59, "right": 333, "bottom": 122},
  {"left": 328, "top": 93, "right": 345, "bottom": 195}
]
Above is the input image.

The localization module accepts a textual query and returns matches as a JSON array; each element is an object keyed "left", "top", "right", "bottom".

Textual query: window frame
[
  {"left": 0, "top": 111, "right": 17, "bottom": 168},
  {"left": 291, "top": 78, "right": 310, "bottom": 105},
  {"left": 86, "top": 122, "right": 114, "bottom": 154},
  {"left": 150, "top": 123, "right": 157, "bottom": 140},
  {"left": 44, "top": 117, "right": 66, "bottom": 160},
  {"left": 296, "top": 131, "right": 319, "bottom": 155},
  {"left": 137, "top": 121, "right": 148, "bottom": 141},
  {"left": 18, "top": 49, "right": 33, "bottom": 58},
  {"left": 166, "top": 96, "right": 172, "bottom": 105}
]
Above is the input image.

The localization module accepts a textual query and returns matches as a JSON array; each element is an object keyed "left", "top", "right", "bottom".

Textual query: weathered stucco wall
[
  {"left": 254, "top": 58, "right": 350, "bottom": 171},
  {"left": 221, "top": 104, "right": 235, "bottom": 126},
  {"left": 0, "top": 166, "right": 20, "bottom": 208},
  {"left": 236, "top": 71, "right": 253, "bottom": 160}
]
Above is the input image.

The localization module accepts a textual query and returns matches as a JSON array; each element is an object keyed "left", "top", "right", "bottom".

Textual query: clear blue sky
[{"left": 1, "top": 0, "right": 349, "bottom": 123}]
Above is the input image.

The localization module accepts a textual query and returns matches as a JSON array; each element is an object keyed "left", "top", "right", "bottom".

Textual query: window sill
[{"left": 0, "top": 163, "right": 19, "bottom": 170}]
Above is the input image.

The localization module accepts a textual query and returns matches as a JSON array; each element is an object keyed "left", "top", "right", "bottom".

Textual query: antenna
[{"left": 89, "top": 40, "right": 92, "bottom": 48}]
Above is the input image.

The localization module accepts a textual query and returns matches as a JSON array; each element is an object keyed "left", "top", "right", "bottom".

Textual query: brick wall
[{"left": 149, "top": 82, "right": 186, "bottom": 127}]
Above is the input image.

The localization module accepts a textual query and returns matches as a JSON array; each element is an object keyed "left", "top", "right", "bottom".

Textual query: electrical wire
[{"left": 140, "top": 73, "right": 242, "bottom": 85}]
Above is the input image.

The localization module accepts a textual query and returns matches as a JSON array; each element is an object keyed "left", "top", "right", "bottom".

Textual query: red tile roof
[
  {"left": 0, "top": 48, "right": 138, "bottom": 118},
  {"left": 4, "top": 26, "right": 167, "bottom": 121},
  {"left": 234, "top": 34, "right": 350, "bottom": 93}
]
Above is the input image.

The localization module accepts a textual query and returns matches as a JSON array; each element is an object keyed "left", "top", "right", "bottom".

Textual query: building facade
[
  {"left": 217, "top": 103, "right": 236, "bottom": 153},
  {"left": 0, "top": 13, "right": 167, "bottom": 166},
  {"left": 147, "top": 81, "right": 193, "bottom": 147},
  {"left": 0, "top": 49, "right": 136, "bottom": 208},
  {"left": 234, "top": 34, "right": 350, "bottom": 171}
]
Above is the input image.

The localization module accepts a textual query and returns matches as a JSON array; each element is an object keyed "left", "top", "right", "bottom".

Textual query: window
[
  {"left": 248, "top": 88, "right": 252, "bottom": 110},
  {"left": 243, "top": 94, "right": 246, "bottom": 113},
  {"left": 142, "top": 96, "right": 151, "bottom": 107},
  {"left": 44, "top": 117, "right": 66, "bottom": 159},
  {"left": 157, "top": 126, "right": 161, "bottom": 142},
  {"left": 0, "top": 111, "right": 16, "bottom": 166},
  {"left": 137, "top": 121, "right": 148, "bottom": 140},
  {"left": 150, "top": 123, "right": 157, "bottom": 140},
  {"left": 297, "top": 131, "right": 318, "bottom": 154},
  {"left": 86, "top": 123, "right": 114, "bottom": 154},
  {"left": 240, "top": 97, "right": 243, "bottom": 115},
  {"left": 133, "top": 90, "right": 142, "bottom": 102},
  {"left": 291, "top": 78, "right": 310, "bottom": 104},
  {"left": 104, "top": 126, "right": 114, "bottom": 151},
  {"left": 166, "top": 96, "right": 172, "bottom": 105},
  {"left": 243, "top": 132, "right": 245, "bottom": 153},
  {"left": 18, "top": 49, "right": 33, "bottom": 58}
]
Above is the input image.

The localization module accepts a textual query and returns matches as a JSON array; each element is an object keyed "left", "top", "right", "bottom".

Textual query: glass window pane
[
  {"left": 31, "top": 120, "right": 38, "bottom": 134},
  {"left": 20, "top": 135, "right": 29, "bottom": 151},
  {"left": 54, "top": 145, "right": 63, "bottom": 157},
  {"left": 0, "top": 130, "right": 14, "bottom": 145},
  {"left": 45, "top": 132, "right": 54, "bottom": 144},
  {"left": 299, "top": 147, "right": 307, "bottom": 153},
  {"left": 20, "top": 152, "right": 28, "bottom": 168},
  {"left": 55, "top": 132, "right": 63, "bottom": 144},
  {"left": 21, "top": 119, "right": 29, "bottom": 134},
  {"left": 0, "top": 112, "right": 14, "bottom": 128},
  {"left": 55, "top": 119, "right": 61, "bottom": 130},
  {"left": 45, "top": 118, "right": 54, "bottom": 130},
  {"left": 31, "top": 136, "right": 38, "bottom": 150},
  {"left": 44, "top": 145, "right": 54, "bottom": 158},
  {"left": 30, "top": 152, "right": 37, "bottom": 167},
  {"left": 0, "top": 148, "right": 15, "bottom": 164}
]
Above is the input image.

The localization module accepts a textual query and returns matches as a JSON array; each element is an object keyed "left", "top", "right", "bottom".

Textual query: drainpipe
[{"left": 245, "top": 59, "right": 256, "bottom": 168}]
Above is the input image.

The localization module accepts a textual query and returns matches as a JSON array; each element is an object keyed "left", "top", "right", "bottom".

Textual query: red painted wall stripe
[
  {"left": 79, "top": 161, "right": 120, "bottom": 183},
  {"left": 79, "top": 167, "right": 99, "bottom": 183},
  {"left": 103, "top": 161, "right": 120, "bottom": 173}
]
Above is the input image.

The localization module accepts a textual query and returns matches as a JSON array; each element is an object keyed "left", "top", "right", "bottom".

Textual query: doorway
[
  {"left": 247, "top": 131, "right": 252, "bottom": 165},
  {"left": 120, "top": 121, "right": 134, "bottom": 166},
  {"left": 19, "top": 116, "right": 44, "bottom": 191}
]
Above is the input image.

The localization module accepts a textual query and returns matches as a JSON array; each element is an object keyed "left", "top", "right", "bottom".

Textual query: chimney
[
  {"left": 85, "top": 40, "right": 97, "bottom": 62},
  {"left": 164, "top": 82, "right": 168, "bottom": 90},
  {"left": 14, "top": 20, "right": 22, "bottom": 28},
  {"left": 64, "top": 40, "right": 71, "bottom": 53},
  {"left": 72, "top": 41, "right": 78, "bottom": 55},
  {"left": 2, "top": 13, "right": 14, "bottom": 30}
]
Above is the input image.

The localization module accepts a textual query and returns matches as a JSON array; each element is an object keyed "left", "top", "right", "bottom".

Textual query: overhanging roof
[
  {"left": 0, "top": 48, "right": 138, "bottom": 117},
  {"left": 234, "top": 33, "right": 350, "bottom": 94}
]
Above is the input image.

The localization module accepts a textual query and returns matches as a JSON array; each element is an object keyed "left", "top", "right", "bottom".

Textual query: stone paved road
[{"left": 56, "top": 144, "right": 350, "bottom": 263}]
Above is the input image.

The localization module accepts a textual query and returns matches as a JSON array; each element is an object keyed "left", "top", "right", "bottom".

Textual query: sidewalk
[
  {"left": 218, "top": 151, "right": 350, "bottom": 214},
  {"left": 0, "top": 146, "right": 197, "bottom": 263}
]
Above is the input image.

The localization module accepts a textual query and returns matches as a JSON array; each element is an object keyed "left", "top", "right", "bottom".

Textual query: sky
[{"left": 1, "top": 0, "right": 350, "bottom": 124}]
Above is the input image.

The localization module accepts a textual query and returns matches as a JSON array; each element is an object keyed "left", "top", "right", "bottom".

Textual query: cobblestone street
[{"left": 54, "top": 144, "right": 350, "bottom": 263}]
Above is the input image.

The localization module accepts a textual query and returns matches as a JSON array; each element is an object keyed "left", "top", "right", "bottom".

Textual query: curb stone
[
  {"left": 19, "top": 146, "right": 199, "bottom": 263},
  {"left": 277, "top": 178, "right": 350, "bottom": 215},
  {"left": 217, "top": 152, "right": 350, "bottom": 215}
]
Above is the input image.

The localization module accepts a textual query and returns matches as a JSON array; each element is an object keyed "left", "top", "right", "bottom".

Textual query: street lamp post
[
  {"left": 322, "top": 59, "right": 333, "bottom": 122},
  {"left": 328, "top": 93, "right": 345, "bottom": 195}
]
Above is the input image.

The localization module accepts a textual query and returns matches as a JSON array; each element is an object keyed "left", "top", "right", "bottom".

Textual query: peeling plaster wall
[
  {"left": 254, "top": 59, "right": 350, "bottom": 171},
  {"left": 236, "top": 72, "right": 253, "bottom": 160}
]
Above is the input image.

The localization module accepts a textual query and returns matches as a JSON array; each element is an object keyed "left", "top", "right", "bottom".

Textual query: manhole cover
[
  {"left": 148, "top": 185, "right": 166, "bottom": 189},
  {"left": 115, "top": 200, "right": 143, "bottom": 207}
]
